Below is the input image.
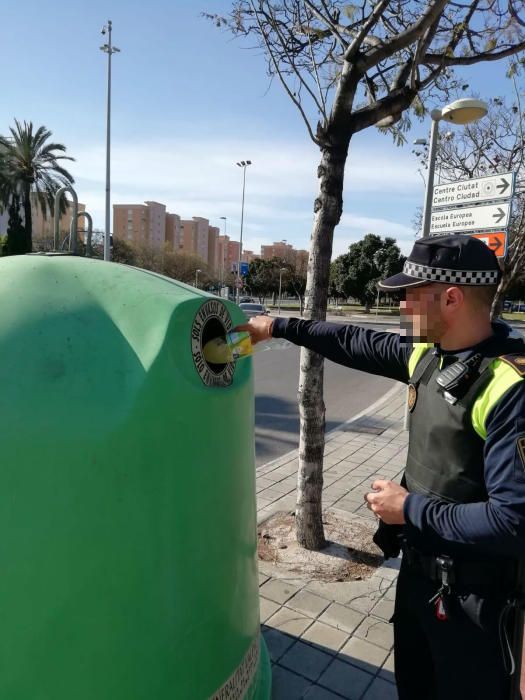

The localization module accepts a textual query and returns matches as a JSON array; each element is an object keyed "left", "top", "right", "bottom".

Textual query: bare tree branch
[{"left": 249, "top": 0, "right": 320, "bottom": 144}]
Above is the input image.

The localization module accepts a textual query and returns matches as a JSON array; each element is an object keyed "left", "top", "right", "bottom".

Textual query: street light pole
[
  {"left": 236, "top": 160, "right": 252, "bottom": 303},
  {"left": 278, "top": 267, "right": 286, "bottom": 316},
  {"left": 420, "top": 98, "right": 488, "bottom": 238},
  {"left": 195, "top": 268, "right": 201, "bottom": 288},
  {"left": 100, "top": 20, "right": 120, "bottom": 262}
]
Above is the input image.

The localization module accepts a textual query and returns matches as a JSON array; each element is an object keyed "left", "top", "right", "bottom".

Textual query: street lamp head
[
  {"left": 413, "top": 138, "right": 427, "bottom": 145},
  {"left": 236, "top": 160, "right": 252, "bottom": 167},
  {"left": 220, "top": 216, "right": 226, "bottom": 220},
  {"left": 438, "top": 98, "right": 488, "bottom": 125}
]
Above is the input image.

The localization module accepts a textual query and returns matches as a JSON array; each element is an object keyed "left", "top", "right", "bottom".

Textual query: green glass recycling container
[{"left": 0, "top": 253, "right": 271, "bottom": 700}]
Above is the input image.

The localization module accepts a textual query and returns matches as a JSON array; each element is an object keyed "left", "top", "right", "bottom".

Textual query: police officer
[{"left": 238, "top": 235, "right": 525, "bottom": 700}]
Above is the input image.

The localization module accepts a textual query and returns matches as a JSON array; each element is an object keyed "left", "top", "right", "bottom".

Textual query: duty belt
[{"left": 402, "top": 544, "right": 516, "bottom": 589}]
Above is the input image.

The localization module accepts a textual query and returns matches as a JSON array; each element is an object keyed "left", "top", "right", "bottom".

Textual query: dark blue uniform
[{"left": 273, "top": 316, "right": 525, "bottom": 699}]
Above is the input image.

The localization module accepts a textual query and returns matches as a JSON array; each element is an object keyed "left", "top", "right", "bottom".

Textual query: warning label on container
[
  {"left": 210, "top": 636, "right": 260, "bottom": 699},
  {"left": 191, "top": 300, "right": 235, "bottom": 387}
]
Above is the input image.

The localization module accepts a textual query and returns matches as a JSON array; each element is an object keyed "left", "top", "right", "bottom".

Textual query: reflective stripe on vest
[{"left": 408, "top": 343, "right": 524, "bottom": 441}]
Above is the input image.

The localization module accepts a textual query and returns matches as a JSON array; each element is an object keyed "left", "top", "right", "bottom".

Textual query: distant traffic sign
[
  {"left": 429, "top": 201, "right": 510, "bottom": 235},
  {"left": 432, "top": 171, "right": 514, "bottom": 208},
  {"left": 469, "top": 231, "right": 507, "bottom": 258}
]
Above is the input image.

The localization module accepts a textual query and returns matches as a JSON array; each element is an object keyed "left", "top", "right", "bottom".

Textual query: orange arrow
[{"left": 470, "top": 232, "right": 506, "bottom": 258}]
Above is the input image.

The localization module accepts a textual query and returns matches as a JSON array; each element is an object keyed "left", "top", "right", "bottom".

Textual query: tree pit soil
[{"left": 258, "top": 510, "right": 384, "bottom": 582}]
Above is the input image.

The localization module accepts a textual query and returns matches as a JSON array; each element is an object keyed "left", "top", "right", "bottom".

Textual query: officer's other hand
[
  {"left": 234, "top": 316, "right": 274, "bottom": 345},
  {"left": 364, "top": 480, "right": 408, "bottom": 525}
]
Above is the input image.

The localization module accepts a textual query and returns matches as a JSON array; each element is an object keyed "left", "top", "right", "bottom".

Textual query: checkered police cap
[{"left": 379, "top": 235, "right": 502, "bottom": 291}]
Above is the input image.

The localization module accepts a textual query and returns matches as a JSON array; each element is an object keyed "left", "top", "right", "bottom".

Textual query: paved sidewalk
[{"left": 256, "top": 383, "right": 407, "bottom": 699}]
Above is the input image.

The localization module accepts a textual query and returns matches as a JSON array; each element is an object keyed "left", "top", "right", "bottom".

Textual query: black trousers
[{"left": 393, "top": 557, "right": 515, "bottom": 700}]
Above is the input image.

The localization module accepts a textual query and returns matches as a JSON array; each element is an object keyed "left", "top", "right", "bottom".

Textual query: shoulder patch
[{"left": 499, "top": 355, "right": 525, "bottom": 377}]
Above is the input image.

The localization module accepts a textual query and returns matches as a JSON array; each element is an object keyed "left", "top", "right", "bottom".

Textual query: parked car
[
  {"left": 239, "top": 296, "right": 255, "bottom": 304},
  {"left": 239, "top": 303, "right": 269, "bottom": 319}
]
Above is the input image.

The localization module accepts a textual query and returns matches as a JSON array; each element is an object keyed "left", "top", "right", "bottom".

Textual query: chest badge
[{"left": 407, "top": 383, "right": 418, "bottom": 412}]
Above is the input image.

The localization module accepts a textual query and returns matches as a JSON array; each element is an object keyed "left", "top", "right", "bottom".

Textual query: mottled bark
[{"left": 296, "top": 145, "right": 348, "bottom": 550}]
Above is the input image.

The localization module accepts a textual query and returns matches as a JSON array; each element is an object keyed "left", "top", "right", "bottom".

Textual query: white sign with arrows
[
  {"left": 430, "top": 202, "right": 510, "bottom": 235},
  {"left": 432, "top": 171, "right": 513, "bottom": 208}
]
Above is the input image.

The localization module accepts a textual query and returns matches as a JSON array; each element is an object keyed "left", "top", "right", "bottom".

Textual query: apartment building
[
  {"left": 113, "top": 201, "right": 166, "bottom": 250},
  {"left": 241, "top": 250, "right": 255, "bottom": 264},
  {"left": 179, "top": 217, "right": 210, "bottom": 264},
  {"left": 261, "top": 241, "right": 296, "bottom": 265},
  {"left": 165, "top": 213, "right": 182, "bottom": 251},
  {"left": 31, "top": 195, "right": 86, "bottom": 239},
  {"left": 226, "top": 240, "right": 240, "bottom": 273},
  {"left": 207, "top": 226, "right": 219, "bottom": 273}
]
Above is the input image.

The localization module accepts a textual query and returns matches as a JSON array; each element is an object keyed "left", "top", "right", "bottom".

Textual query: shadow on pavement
[
  {"left": 255, "top": 394, "right": 345, "bottom": 462},
  {"left": 262, "top": 623, "right": 397, "bottom": 699}
]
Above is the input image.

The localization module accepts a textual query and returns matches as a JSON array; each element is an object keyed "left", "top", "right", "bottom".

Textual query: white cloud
[{"left": 68, "top": 135, "right": 421, "bottom": 255}]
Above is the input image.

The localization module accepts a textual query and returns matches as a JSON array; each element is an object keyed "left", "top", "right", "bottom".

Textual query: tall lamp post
[
  {"left": 278, "top": 267, "right": 287, "bottom": 316},
  {"left": 195, "top": 268, "right": 201, "bottom": 288},
  {"left": 421, "top": 98, "right": 487, "bottom": 238},
  {"left": 100, "top": 20, "right": 121, "bottom": 262},
  {"left": 236, "top": 160, "right": 252, "bottom": 303}
]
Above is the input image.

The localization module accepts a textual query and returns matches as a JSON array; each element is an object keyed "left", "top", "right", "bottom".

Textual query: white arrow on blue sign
[{"left": 430, "top": 202, "right": 510, "bottom": 235}]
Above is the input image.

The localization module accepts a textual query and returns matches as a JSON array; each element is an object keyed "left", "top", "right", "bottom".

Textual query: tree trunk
[
  {"left": 296, "top": 144, "right": 349, "bottom": 550},
  {"left": 22, "top": 184, "right": 32, "bottom": 253},
  {"left": 7, "top": 195, "right": 25, "bottom": 255},
  {"left": 491, "top": 271, "right": 512, "bottom": 320}
]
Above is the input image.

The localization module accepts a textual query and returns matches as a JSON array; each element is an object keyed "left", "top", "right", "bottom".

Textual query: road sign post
[
  {"left": 432, "top": 172, "right": 514, "bottom": 208},
  {"left": 430, "top": 202, "right": 510, "bottom": 235},
  {"left": 428, "top": 171, "right": 515, "bottom": 259}
]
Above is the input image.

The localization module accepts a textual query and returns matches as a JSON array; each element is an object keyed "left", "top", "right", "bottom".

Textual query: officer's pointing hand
[
  {"left": 364, "top": 480, "right": 408, "bottom": 525},
  {"left": 234, "top": 316, "right": 274, "bottom": 345}
]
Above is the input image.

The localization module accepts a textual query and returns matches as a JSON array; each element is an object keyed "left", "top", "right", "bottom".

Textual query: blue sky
[{"left": 1, "top": 0, "right": 519, "bottom": 256}]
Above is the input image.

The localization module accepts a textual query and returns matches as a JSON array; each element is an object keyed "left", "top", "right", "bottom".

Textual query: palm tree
[{"left": 0, "top": 120, "right": 74, "bottom": 254}]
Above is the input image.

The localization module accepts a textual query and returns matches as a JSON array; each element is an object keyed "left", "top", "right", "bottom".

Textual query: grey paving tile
[
  {"left": 302, "top": 684, "right": 344, "bottom": 699},
  {"left": 261, "top": 626, "right": 295, "bottom": 662},
  {"left": 305, "top": 579, "right": 358, "bottom": 604},
  {"left": 354, "top": 616, "right": 394, "bottom": 650},
  {"left": 301, "top": 620, "right": 349, "bottom": 654},
  {"left": 259, "top": 596, "right": 280, "bottom": 623},
  {"left": 280, "top": 640, "right": 333, "bottom": 681},
  {"left": 287, "top": 589, "right": 331, "bottom": 618},
  {"left": 270, "top": 664, "right": 313, "bottom": 699},
  {"left": 259, "top": 579, "right": 301, "bottom": 605},
  {"left": 379, "top": 651, "right": 396, "bottom": 683},
  {"left": 370, "top": 598, "right": 395, "bottom": 622},
  {"left": 361, "top": 677, "right": 398, "bottom": 700},
  {"left": 265, "top": 606, "right": 313, "bottom": 637},
  {"left": 318, "top": 658, "right": 374, "bottom": 699},
  {"left": 258, "top": 572, "right": 271, "bottom": 586},
  {"left": 319, "top": 603, "right": 365, "bottom": 634},
  {"left": 340, "top": 636, "right": 389, "bottom": 674}
]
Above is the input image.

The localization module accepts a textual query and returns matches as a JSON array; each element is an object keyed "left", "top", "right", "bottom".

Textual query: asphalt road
[{"left": 253, "top": 323, "right": 399, "bottom": 467}]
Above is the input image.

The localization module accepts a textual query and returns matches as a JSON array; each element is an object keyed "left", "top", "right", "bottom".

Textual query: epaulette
[{"left": 499, "top": 354, "right": 525, "bottom": 377}]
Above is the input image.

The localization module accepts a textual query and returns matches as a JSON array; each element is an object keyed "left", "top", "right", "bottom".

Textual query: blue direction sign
[{"left": 232, "top": 261, "right": 249, "bottom": 276}]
